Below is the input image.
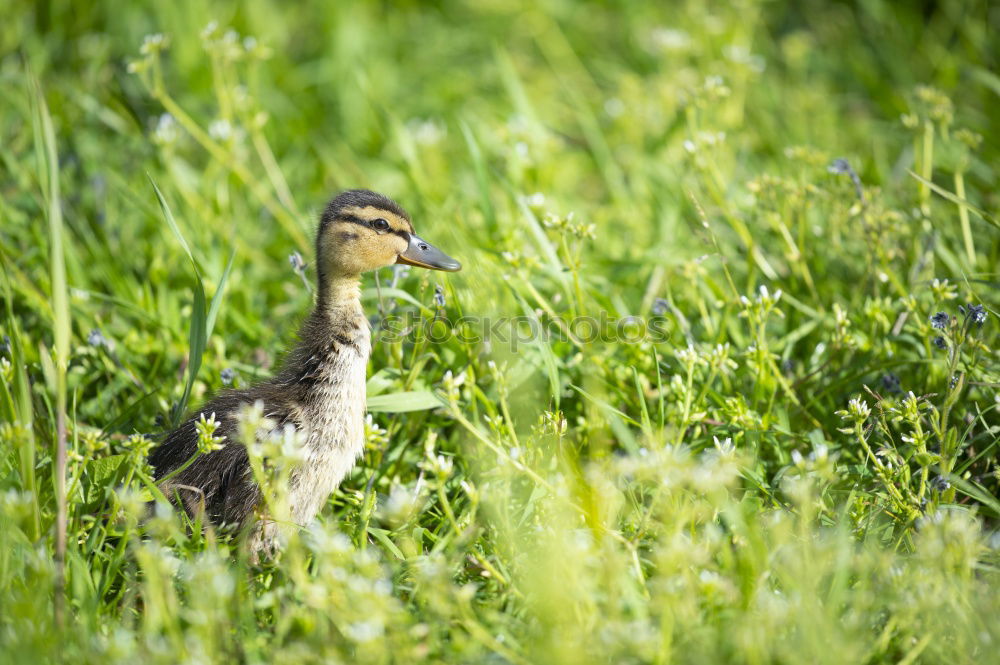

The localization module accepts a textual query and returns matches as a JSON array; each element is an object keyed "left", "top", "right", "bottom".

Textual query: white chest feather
[{"left": 287, "top": 335, "right": 370, "bottom": 525}]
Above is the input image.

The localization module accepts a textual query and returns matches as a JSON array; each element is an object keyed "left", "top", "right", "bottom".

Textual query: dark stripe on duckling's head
[
  {"left": 321, "top": 190, "right": 413, "bottom": 233},
  {"left": 334, "top": 213, "right": 411, "bottom": 240}
]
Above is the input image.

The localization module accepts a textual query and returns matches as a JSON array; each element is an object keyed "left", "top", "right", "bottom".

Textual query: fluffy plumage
[{"left": 149, "top": 189, "right": 459, "bottom": 557}]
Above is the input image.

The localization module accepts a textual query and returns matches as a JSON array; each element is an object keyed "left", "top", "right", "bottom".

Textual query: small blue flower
[
  {"left": 220, "top": 368, "right": 236, "bottom": 386},
  {"left": 827, "top": 158, "right": 864, "bottom": 202},
  {"left": 391, "top": 264, "right": 411, "bottom": 285},
  {"left": 931, "top": 475, "right": 950, "bottom": 492},
  {"left": 288, "top": 251, "right": 306, "bottom": 274},
  {"left": 652, "top": 298, "right": 670, "bottom": 316},
  {"left": 881, "top": 373, "right": 902, "bottom": 394},
  {"left": 0, "top": 335, "right": 10, "bottom": 355},
  {"left": 966, "top": 303, "right": 987, "bottom": 326},
  {"left": 289, "top": 251, "right": 312, "bottom": 293},
  {"left": 827, "top": 158, "right": 851, "bottom": 175},
  {"left": 88, "top": 329, "right": 108, "bottom": 348},
  {"left": 929, "top": 311, "right": 949, "bottom": 330},
  {"left": 433, "top": 285, "right": 446, "bottom": 308},
  {"left": 933, "top": 336, "right": 947, "bottom": 350}
]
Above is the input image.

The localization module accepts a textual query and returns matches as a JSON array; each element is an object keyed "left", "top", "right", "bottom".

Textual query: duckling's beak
[{"left": 397, "top": 233, "right": 461, "bottom": 272}]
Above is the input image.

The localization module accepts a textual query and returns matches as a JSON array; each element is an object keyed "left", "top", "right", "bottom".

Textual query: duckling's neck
[
  {"left": 317, "top": 274, "right": 363, "bottom": 319},
  {"left": 303, "top": 273, "right": 371, "bottom": 357}
]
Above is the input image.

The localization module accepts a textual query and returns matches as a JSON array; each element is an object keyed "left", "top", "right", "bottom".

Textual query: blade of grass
[
  {"left": 149, "top": 177, "right": 209, "bottom": 426},
  {"left": 459, "top": 120, "right": 496, "bottom": 228},
  {"left": 367, "top": 390, "right": 444, "bottom": 413},
  {"left": 206, "top": 244, "right": 236, "bottom": 340},
  {"left": 509, "top": 287, "right": 561, "bottom": 409},
  {"left": 32, "top": 75, "right": 70, "bottom": 630},
  {"left": 494, "top": 45, "right": 543, "bottom": 133},
  {"left": 908, "top": 170, "right": 999, "bottom": 230},
  {"left": 950, "top": 476, "right": 1000, "bottom": 519},
  {"left": 0, "top": 254, "right": 41, "bottom": 539},
  {"left": 632, "top": 367, "right": 653, "bottom": 438}
]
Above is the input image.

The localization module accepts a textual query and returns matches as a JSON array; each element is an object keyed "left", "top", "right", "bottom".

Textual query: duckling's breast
[{"left": 287, "top": 330, "right": 371, "bottom": 525}]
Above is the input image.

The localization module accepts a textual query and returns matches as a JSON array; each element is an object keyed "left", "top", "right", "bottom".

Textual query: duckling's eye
[{"left": 372, "top": 218, "right": 391, "bottom": 232}]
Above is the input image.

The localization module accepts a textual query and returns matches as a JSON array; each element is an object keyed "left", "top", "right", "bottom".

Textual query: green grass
[{"left": 2, "top": 0, "right": 999, "bottom": 663}]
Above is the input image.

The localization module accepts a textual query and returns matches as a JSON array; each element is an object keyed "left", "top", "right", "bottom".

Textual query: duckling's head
[{"left": 316, "top": 190, "right": 461, "bottom": 282}]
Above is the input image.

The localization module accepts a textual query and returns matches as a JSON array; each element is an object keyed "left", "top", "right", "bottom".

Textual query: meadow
[{"left": 1, "top": 1, "right": 999, "bottom": 663}]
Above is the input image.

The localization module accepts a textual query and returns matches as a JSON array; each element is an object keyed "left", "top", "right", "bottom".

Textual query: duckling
[{"left": 149, "top": 189, "right": 460, "bottom": 556}]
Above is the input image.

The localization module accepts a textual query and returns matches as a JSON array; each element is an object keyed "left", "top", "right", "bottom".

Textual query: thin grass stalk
[
  {"left": 955, "top": 170, "right": 975, "bottom": 266},
  {"left": 33, "top": 77, "right": 70, "bottom": 630}
]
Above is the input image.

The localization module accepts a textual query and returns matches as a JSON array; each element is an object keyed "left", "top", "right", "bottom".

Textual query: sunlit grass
[{"left": 1, "top": 1, "right": 998, "bottom": 663}]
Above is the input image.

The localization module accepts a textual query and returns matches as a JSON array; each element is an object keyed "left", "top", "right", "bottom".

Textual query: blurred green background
[{"left": 1, "top": 1, "right": 999, "bottom": 663}]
